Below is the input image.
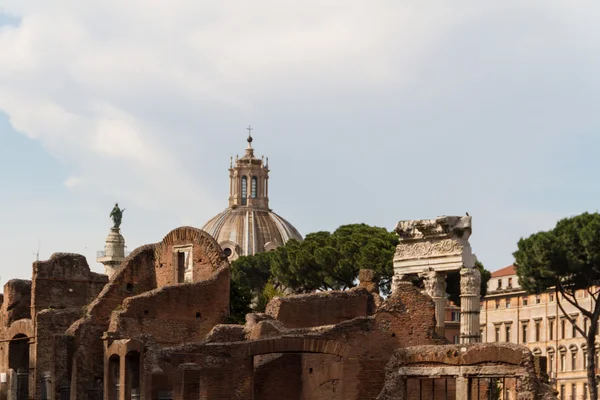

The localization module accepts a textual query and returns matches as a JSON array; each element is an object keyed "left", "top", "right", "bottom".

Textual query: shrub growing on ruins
[{"left": 514, "top": 212, "right": 600, "bottom": 400}]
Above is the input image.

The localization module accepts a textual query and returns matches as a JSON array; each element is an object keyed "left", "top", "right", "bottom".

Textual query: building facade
[{"left": 481, "top": 265, "right": 596, "bottom": 400}]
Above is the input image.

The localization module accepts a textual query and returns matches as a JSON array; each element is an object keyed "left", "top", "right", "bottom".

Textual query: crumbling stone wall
[
  {"left": 254, "top": 354, "right": 302, "bottom": 400},
  {"left": 31, "top": 253, "right": 108, "bottom": 314},
  {"left": 155, "top": 227, "right": 229, "bottom": 286},
  {"left": 377, "top": 343, "right": 557, "bottom": 400},
  {"left": 2, "top": 280, "right": 31, "bottom": 326},
  {"left": 265, "top": 288, "right": 371, "bottom": 329},
  {"left": 66, "top": 245, "right": 158, "bottom": 399},
  {"left": 107, "top": 266, "right": 230, "bottom": 346}
]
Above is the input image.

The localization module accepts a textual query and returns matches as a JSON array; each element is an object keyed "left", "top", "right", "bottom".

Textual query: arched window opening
[
  {"left": 251, "top": 177, "right": 257, "bottom": 199},
  {"left": 126, "top": 351, "right": 141, "bottom": 400},
  {"left": 108, "top": 355, "right": 120, "bottom": 400},
  {"left": 9, "top": 334, "right": 29, "bottom": 400},
  {"left": 241, "top": 176, "right": 248, "bottom": 205}
]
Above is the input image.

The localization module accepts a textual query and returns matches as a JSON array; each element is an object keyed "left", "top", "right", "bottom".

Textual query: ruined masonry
[{"left": 393, "top": 216, "right": 481, "bottom": 343}]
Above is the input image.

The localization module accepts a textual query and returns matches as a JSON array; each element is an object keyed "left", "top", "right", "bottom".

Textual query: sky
[{"left": 1, "top": 1, "right": 600, "bottom": 281}]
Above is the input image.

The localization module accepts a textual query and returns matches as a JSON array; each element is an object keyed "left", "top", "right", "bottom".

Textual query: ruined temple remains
[{"left": 393, "top": 216, "right": 481, "bottom": 342}]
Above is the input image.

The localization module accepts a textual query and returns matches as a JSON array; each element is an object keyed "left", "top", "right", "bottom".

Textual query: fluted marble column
[
  {"left": 460, "top": 267, "right": 481, "bottom": 343},
  {"left": 420, "top": 270, "right": 447, "bottom": 337}
]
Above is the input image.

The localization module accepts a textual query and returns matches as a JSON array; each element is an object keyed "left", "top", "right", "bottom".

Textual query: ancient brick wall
[
  {"left": 254, "top": 354, "right": 302, "bottom": 400},
  {"left": 34, "top": 309, "right": 81, "bottom": 400},
  {"left": 265, "top": 288, "right": 371, "bottom": 329},
  {"left": 107, "top": 267, "right": 230, "bottom": 346},
  {"left": 31, "top": 253, "right": 108, "bottom": 314},
  {"left": 66, "top": 245, "right": 157, "bottom": 400},
  {"left": 2, "top": 280, "right": 31, "bottom": 326},
  {"left": 155, "top": 227, "right": 228, "bottom": 287}
]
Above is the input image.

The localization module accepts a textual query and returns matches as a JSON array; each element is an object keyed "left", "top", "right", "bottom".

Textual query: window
[
  {"left": 495, "top": 326, "right": 501, "bottom": 342},
  {"left": 522, "top": 323, "right": 528, "bottom": 344},
  {"left": 572, "top": 384, "right": 577, "bottom": 400},
  {"left": 480, "top": 329, "right": 484, "bottom": 342},
  {"left": 241, "top": 176, "right": 248, "bottom": 205},
  {"left": 560, "top": 384, "right": 565, "bottom": 400},
  {"left": 535, "top": 320, "right": 541, "bottom": 342},
  {"left": 572, "top": 351, "right": 577, "bottom": 371},
  {"left": 585, "top": 318, "right": 589, "bottom": 335},
  {"left": 585, "top": 383, "right": 588, "bottom": 400},
  {"left": 573, "top": 319, "right": 578, "bottom": 338},
  {"left": 561, "top": 319, "right": 566, "bottom": 339},
  {"left": 560, "top": 353, "right": 566, "bottom": 372},
  {"left": 522, "top": 296, "right": 528, "bottom": 306},
  {"left": 549, "top": 320, "right": 554, "bottom": 340},
  {"left": 451, "top": 311, "right": 460, "bottom": 322},
  {"left": 495, "top": 300, "right": 500, "bottom": 310},
  {"left": 453, "top": 335, "right": 460, "bottom": 344},
  {"left": 251, "top": 176, "right": 257, "bottom": 198},
  {"left": 505, "top": 298, "right": 511, "bottom": 308},
  {"left": 536, "top": 295, "right": 541, "bottom": 304},
  {"left": 584, "top": 351, "right": 588, "bottom": 368},
  {"left": 549, "top": 293, "right": 554, "bottom": 302},
  {"left": 497, "top": 279, "right": 503, "bottom": 289},
  {"left": 505, "top": 325, "right": 511, "bottom": 342},
  {"left": 508, "top": 277, "right": 513, "bottom": 288},
  {"left": 549, "top": 354, "right": 554, "bottom": 373}
]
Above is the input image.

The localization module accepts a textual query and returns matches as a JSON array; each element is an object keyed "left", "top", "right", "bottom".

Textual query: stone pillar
[
  {"left": 460, "top": 267, "right": 481, "bottom": 343},
  {"left": 455, "top": 376, "right": 469, "bottom": 400},
  {"left": 420, "top": 270, "right": 447, "bottom": 337},
  {"left": 97, "top": 228, "right": 126, "bottom": 279}
]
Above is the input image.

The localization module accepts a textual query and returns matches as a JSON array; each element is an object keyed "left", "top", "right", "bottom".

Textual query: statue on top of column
[{"left": 110, "top": 203, "right": 125, "bottom": 229}]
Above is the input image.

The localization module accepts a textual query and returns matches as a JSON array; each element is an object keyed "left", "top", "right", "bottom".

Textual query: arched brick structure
[{"left": 248, "top": 337, "right": 350, "bottom": 358}]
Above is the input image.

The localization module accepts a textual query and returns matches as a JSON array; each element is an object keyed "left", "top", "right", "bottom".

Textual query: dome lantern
[{"left": 203, "top": 128, "right": 302, "bottom": 260}]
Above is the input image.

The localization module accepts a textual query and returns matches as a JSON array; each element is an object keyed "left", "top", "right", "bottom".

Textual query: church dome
[
  {"left": 202, "top": 128, "right": 302, "bottom": 260},
  {"left": 203, "top": 208, "right": 302, "bottom": 260}
]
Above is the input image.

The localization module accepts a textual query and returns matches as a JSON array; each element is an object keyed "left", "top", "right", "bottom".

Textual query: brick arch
[
  {"left": 6, "top": 319, "right": 34, "bottom": 341},
  {"left": 157, "top": 226, "right": 228, "bottom": 272},
  {"left": 248, "top": 337, "right": 349, "bottom": 358}
]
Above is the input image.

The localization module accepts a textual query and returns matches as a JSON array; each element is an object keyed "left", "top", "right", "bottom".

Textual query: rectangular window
[
  {"left": 495, "top": 300, "right": 500, "bottom": 310},
  {"left": 497, "top": 279, "right": 502, "bottom": 289},
  {"left": 522, "top": 323, "right": 528, "bottom": 343},
  {"left": 522, "top": 296, "right": 528, "bottom": 306},
  {"left": 549, "top": 354, "right": 554, "bottom": 373},
  {"left": 560, "top": 384, "right": 565, "bottom": 400},
  {"left": 535, "top": 321, "right": 541, "bottom": 342},
  {"left": 505, "top": 325, "right": 511, "bottom": 342},
  {"left": 495, "top": 326, "right": 501, "bottom": 342},
  {"left": 561, "top": 319, "right": 566, "bottom": 339},
  {"left": 451, "top": 311, "right": 460, "bottom": 322},
  {"left": 572, "top": 352, "right": 577, "bottom": 371},
  {"left": 536, "top": 295, "right": 541, "bottom": 304},
  {"left": 572, "top": 384, "right": 577, "bottom": 400},
  {"left": 585, "top": 318, "right": 589, "bottom": 335},
  {"left": 506, "top": 298, "right": 511, "bottom": 308},
  {"left": 561, "top": 353, "right": 566, "bottom": 372},
  {"left": 508, "top": 277, "right": 513, "bottom": 288},
  {"left": 585, "top": 383, "right": 588, "bottom": 400},
  {"left": 549, "top": 320, "right": 554, "bottom": 340},
  {"left": 549, "top": 293, "right": 554, "bottom": 302},
  {"left": 584, "top": 352, "right": 588, "bottom": 368}
]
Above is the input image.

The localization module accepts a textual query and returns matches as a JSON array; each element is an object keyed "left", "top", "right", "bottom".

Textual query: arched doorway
[
  {"left": 125, "top": 351, "right": 141, "bottom": 399},
  {"left": 9, "top": 334, "right": 29, "bottom": 400},
  {"left": 108, "top": 355, "right": 120, "bottom": 400}
]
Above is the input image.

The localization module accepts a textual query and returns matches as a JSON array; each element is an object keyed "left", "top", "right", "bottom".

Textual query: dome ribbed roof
[{"left": 202, "top": 208, "right": 302, "bottom": 259}]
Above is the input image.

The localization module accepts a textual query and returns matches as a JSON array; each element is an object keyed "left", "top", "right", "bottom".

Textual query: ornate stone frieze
[{"left": 394, "top": 239, "right": 462, "bottom": 260}]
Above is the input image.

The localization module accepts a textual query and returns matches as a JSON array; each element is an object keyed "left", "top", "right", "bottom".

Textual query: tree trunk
[{"left": 587, "top": 318, "right": 598, "bottom": 400}]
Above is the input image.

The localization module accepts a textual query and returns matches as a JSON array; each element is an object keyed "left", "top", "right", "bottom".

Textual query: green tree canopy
[{"left": 514, "top": 212, "right": 600, "bottom": 400}]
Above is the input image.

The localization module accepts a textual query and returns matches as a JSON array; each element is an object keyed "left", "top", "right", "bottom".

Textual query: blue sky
[{"left": 1, "top": 1, "right": 600, "bottom": 280}]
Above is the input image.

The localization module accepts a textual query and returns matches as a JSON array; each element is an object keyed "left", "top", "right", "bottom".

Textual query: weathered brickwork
[{"left": 0, "top": 227, "right": 556, "bottom": 400}]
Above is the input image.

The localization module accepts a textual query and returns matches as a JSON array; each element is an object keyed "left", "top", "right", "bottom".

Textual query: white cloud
[{"left": 64, "top": 176, "right": 82, "bottom": 189}]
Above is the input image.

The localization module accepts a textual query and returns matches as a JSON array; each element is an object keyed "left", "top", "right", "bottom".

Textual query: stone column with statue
[
  {"left": 97, "top": 203, "right": 127, "bottom": 279},
  {"left": 392, "top": 215, "right": 480, "bottom": 342}
]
